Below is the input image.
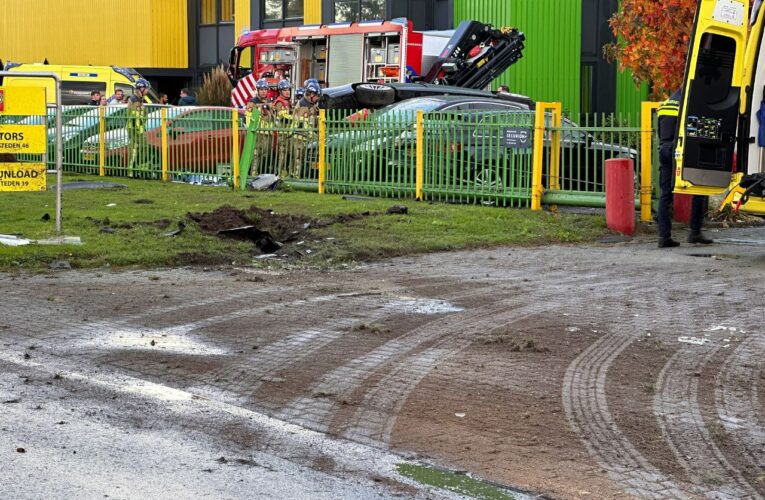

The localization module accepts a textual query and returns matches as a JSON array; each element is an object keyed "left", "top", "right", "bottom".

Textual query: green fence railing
[
  {"left": 422, "top": 111, "right": 534, "bottom": 207},
  {"left": 6, "top": 101, "right": 661, "bottom": 214}
]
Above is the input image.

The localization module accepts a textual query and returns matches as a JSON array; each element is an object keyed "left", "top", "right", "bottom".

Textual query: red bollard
[
  {"left": 605, "top": 158, "right": 635, "bottom": 236},
  {"left": 673, "top": 193, "right": 692, "bottom": 223}
]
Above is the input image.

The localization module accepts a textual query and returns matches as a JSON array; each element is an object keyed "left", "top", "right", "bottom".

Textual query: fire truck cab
[{"left": 227, "top": 18, "right": 444, "bottom": 108}]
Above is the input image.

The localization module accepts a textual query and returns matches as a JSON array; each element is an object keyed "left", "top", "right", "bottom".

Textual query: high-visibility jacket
[
  {"left": 272, "top": 96, "right": 293, "bottom": 131},
  {"left": 292, "top": 97, "right": 318, "bottom": 140},
  {"left": 126, "top": 95, "right": 146, "bottom": 134},
  {"left": 658, "top": 89, "right": 682, "bottom": 149},
  {"left": 250, "top": 96, "right": 274, "bottom": 134}
]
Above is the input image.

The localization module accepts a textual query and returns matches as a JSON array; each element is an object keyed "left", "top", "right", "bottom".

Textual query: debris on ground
[
  {"left": 386, "top": 205, "right": 409, "bottom": 215},
  {"left": 678, "top": 336, "right": 711, "bottom": 346},
  {"left": 49, "top": 260, "right": 72, "bottom": 270},
  {"left": 0, "top": 235, "right": 82, "bottom": 246},
  {"left": 50, "top": 181, "right": 128, "bottom": 191},
  {"left": 188, "top": 205, "right": 312, "bottom": 255},
  {"left": 248, "top": 174, "right": 280, "bottom": 191},
  {"left": 40, "top": 213, "right": 50, "bottom": 222},
  {"left": 163, "top": 221, "right": 186, "bottom": 237}
]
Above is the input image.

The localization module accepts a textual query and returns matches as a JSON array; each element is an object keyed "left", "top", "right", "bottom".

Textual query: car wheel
[
  {"left": 355, "top": 84, "right": 395, "bottom": 107},
  {"left": 474, "top": 165, "right": 503, "bottom": 190}
]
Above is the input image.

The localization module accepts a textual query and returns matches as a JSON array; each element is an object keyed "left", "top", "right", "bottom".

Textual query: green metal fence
[
  {"left": 322, "top": 109, "right": 416, "bottom": 197},
  {"left": 422, "top": 111, "right": 534, "bottom": 207},
  {"left": 540, "top": 110, "right": 644, "bottom": 208},
  {"left": 8, "top": 102, "right": 661, "bottom": 215}
]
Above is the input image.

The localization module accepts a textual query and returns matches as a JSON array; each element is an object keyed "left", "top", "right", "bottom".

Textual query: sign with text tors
[
  {"left": 0, "top": 86, "right": 46, "bottom": 115},
  {"left": 0, "top": 163, "right": 46, "bottom": 191},
  {"left": 0, "top": 125, "right": 47, "bottom": 154}
]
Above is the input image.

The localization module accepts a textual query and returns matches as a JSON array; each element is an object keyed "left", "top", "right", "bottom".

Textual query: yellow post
[
  {"left": 160, "top": 108, "right": 169, "bottom": 182},
  {"left": 531, "top": 102, "right": 548, "bottom": 210},
  {"left": 98, "top": 106, "right": 106, "bottom": 177},
  {"left": 640, "top": 102, "right": 659, "bottom": 222},
  {"left": 232, "top": 110, "right": 240, "bottom": 189},
  {"left": 318, "top": 109, "right": 326, "bottom": 194},
  {"left": 550, "top": 102, "right": 562, "bottom": 192},
  {"left": 416, "top": 110, "right": 424, "bottom": 201}
]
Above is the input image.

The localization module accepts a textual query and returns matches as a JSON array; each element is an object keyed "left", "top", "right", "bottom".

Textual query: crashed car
[{"left": 320, "top": 82, "right": 533, "bottom": 111}]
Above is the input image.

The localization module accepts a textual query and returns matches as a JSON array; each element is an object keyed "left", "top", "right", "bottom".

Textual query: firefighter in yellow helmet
[{"left": 127, "top": 78, "right": 151, "bottom": 178}]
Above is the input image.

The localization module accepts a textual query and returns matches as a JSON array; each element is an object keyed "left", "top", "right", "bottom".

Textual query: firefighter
[
  {"left": 272, "top": 79, "right": 293, "bottom": 178},
  {"left": 294, "top": 86, "right": 305, "bottom": 104},
  {"left": 657, "top": 89, "right": 713, "bottom": 247},
  {"left": 290, "top": 80, "right": 321, "bottom": 179},
  {"left": 127, "top": 78, "right": 151, "bottom": 178},
  {"left": 247, "top": 78, "right": 274, "bottom": 175}
]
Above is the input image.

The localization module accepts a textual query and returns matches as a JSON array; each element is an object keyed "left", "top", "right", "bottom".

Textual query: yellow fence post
[
  {"left": 531, "top": 102, "right": 548, "bottom": 211},
  {"left": 318, "top": 109, "right": 326, "bottom": 194},
  {"left": 98, "top": 106, "right": 106, "bottom": 177},
  {"left": 232, "top": 109, "right": 240, "bottom": 189},
  {"left": 160, "top": 108, "right": 169, "bottom": 182},
  {"left": 550, "top": 102, "right": 562, "bottom": 192},
  {"left": 416, "top": 110, "right": 424, "bottom": 201},
  {"left": 640, "top": 101, "right": 659, "bottom": 222}
]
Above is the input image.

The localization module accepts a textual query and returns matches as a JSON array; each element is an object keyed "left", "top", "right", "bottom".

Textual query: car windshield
[{"left": 374, "top": 98, "right": 445, "bottom": 120}]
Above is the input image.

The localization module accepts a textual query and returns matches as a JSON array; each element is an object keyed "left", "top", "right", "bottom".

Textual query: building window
[
  {"left": 264, "top": 0, "right": 304, "bottom": 20},
  {"left": 334, "top": 0, "right": 384, "bottom": 22},
  {"left": 201, "top": 0, "right": 234, "bottom": 25}
]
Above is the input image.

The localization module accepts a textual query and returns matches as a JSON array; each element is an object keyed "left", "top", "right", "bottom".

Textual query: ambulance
[
  {"left": 675, "top": 0, "right": 765, "bottom": 213},
  {"left": 0, "top": 63, "right": 159, "bottom": 105}
]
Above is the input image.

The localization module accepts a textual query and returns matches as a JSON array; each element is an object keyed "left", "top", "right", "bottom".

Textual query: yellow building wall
[
  {"left": 305, "top": 0, "right": 322, "bottom": 24},
  {"left": 0, "top": 0, "right": 188, "bottom": 68}
]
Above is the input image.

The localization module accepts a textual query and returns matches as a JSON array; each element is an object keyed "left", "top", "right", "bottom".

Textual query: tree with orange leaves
[{"left": 604, "top": 0, "right": 698, "bottom": 100}]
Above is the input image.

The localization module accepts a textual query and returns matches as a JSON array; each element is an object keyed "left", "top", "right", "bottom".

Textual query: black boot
[
  {"left": 658, "top": 237, "right": 680, "bottom": 248},
  {"left": 688, "top": 231, "right": 713, "bottom": 244}
]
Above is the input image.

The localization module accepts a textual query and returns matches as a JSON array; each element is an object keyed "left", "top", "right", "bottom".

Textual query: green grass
[
  {"left": 0, "top": 174, "right": 607, "bottom": 270},
  {"left": 396, "top": 463, "right": 516, "bottom": 499}
]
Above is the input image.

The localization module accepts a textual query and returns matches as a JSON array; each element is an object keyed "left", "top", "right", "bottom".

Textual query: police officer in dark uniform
[{"left": 657, "top": 89, "right": 713, "bottom": 247}]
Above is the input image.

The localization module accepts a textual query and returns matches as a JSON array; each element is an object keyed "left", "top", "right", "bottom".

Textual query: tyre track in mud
[
  {"left": 655, "top": 341, "right": 761, "bottom": 499},
  {"left": 562, "top": 309, "right": 689, "bottom": 499},
  {"left": 715, "top": 334, "right": 765, "bottom": 485},
  {"left": 197, "top": 282, "right": 499, "bottom": 404},
  {"left": 279, "top": 273, "right": 641, "bottom": 436}
]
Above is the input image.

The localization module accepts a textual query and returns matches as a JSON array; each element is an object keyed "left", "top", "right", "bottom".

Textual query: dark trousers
[{"left": 658, "top": 147, "right": 706, "bottom": 238}]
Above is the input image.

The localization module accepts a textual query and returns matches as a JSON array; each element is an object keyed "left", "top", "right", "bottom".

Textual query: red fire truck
[
  {"left": 227, "top": 19, "right": 525, "bottom": 108},
  {"left": 228, "top": 19, "right": 436, "bottom": 107}
]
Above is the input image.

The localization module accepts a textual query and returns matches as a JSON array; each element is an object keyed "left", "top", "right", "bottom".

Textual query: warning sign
[
  {"left": 0, "top": 125, "right": 47, "bottom": 154},
  {"left": 0, "top": 163, "right": 46, "bottom": 191}
]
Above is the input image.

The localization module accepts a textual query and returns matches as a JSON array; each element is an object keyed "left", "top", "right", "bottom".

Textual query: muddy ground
[{"left": 2, "top": 225, "right": 765, "bottom": 499}]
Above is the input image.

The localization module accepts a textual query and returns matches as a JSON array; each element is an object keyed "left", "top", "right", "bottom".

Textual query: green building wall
[
  {"left": 453, "top": 0, "right": 648, "bottom": 119},
  {"left": 454, "top": 0, "right": 582, "bottom": 113}
]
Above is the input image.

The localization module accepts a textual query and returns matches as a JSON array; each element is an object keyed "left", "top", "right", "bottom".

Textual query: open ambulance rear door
[{"left": 675, "top": 0, "right": 749, "bottom": 195}]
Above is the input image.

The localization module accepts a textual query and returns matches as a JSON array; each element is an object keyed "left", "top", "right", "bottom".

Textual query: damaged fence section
[{"left": 8, "top": 101, "right": 658, "bottom": 212}]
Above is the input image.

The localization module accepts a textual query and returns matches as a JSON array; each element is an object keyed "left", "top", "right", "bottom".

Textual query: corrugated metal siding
[
  {"left": 0, "top": 0, "right": 187, "bottom": 68},
  {"left": 454, "top": 0, "right": 582, "bottom": 113},
  {"left": 615, "top": 65, "right": 649, "bottom": 124},
  {"left": 304, "top": 0, "right": 322, "bottom": 24}
]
